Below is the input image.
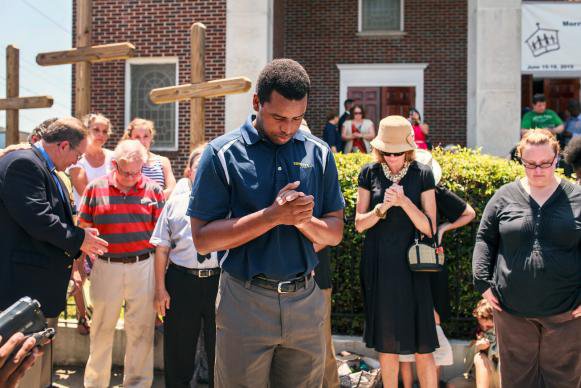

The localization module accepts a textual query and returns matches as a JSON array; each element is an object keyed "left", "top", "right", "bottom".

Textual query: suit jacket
[{"left": 0, "top": 146, "right": 84, "bottom": 317}]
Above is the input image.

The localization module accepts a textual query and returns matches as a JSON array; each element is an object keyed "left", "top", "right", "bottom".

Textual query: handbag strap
[{"left": 414, "top": 212, "right": 438, "bottom": 247}]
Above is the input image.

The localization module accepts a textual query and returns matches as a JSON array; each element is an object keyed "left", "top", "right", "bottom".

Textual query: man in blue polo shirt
[{"left": 188, "top": 58, "right": 345, "bottom": 387}]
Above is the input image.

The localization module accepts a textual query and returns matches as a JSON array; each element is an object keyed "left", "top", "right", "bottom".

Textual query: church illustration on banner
[{"left": 525, "top": 23, "right": 560, "bottom": 58}]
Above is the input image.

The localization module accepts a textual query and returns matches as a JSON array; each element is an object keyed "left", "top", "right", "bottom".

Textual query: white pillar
[
  {"left": 467, "top": 0, "right": 521, "bottom": 157},
  {"left": 224, "top": 0, "right": 273, "bottom": 132}
]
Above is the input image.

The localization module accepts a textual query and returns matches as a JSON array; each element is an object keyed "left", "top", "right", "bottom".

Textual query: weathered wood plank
[
  {"left": 190, "top": 22, "right": 206, "bottom": 149},
  {"left": 36, "top": 42, "right": 135, "bottom": 66},
  {"left": 0, "top": 96, "right": 54, "bottom": 110},
  {"left": 149, "top": 77, "right": 252, "bottom": 104}
]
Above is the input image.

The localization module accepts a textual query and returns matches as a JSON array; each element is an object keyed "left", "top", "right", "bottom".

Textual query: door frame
[{"left": 337, "top": 63, "right": 428, "bottom": 118}]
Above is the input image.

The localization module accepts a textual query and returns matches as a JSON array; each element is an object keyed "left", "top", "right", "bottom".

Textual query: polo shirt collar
[
  {"left": 106, "top": 171, "right": 146, "bottom": 192},
  {"left": 241, "top": 114, "right": 307, "bottom": 145}
]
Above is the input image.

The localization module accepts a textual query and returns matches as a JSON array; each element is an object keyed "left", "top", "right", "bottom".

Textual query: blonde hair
[
  {"left": 516, "top": 129, "right": 560, "bottom": 159},
  {"left": 123, "top": 118, "right": 156, "bottom": 141},
  {"left": 113, "top": 139, "right": 148, "bottom": 164},
  {"left": 372, "top": 148, "right": 416, "bottom": 164},
  {"left": 472, "top": 299, "right": 493, "bottom": 321},
  {"left": 82, "top": 113, "right": 112, "bottom": 136},
  {"left": 184, "top": 143, "right": 207, "bottom": 176}
]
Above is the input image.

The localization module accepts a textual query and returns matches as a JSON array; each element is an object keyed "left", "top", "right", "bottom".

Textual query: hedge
[{"left": 330, "top": 147, "right": 525, "bottom": 339}]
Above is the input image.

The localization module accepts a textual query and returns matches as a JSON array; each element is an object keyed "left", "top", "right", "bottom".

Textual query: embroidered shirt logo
[{"left": 293, "top": 162, "right": 313, "bottom": 169}]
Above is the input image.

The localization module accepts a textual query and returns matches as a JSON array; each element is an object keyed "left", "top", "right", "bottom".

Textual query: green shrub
[{"left": 330, "top": 147, "right": 524, "bottom": 338}]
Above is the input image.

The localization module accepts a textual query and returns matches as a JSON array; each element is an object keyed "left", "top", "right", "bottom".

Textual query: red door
[
  {"left": 347, "top": 87, "right": 381, "bottom": 126},
  {"left": 543, "top": 79, "right": 580, "bottom": 115},
  {"left": 380, "top": 87, "right": 415, "bottom": 118}
]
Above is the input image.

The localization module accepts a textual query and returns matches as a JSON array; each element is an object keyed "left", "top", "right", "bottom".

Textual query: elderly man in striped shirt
[{"left": 78, "top": 139, "right": 165, "bottom": 388}]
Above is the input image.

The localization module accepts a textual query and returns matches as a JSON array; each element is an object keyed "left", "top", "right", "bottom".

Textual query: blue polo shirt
[{"left": 187, "top": 115, "right": 345, "bottom": 281}]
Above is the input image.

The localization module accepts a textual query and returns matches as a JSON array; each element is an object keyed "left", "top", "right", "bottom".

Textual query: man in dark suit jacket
[{"left": 0, "top": 117, "right": 108, "bottom": 318}]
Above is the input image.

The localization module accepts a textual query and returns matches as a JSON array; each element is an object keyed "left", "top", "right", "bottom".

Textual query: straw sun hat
[{"left": 370, "top": 115, "right": 417, "bottom": 154}]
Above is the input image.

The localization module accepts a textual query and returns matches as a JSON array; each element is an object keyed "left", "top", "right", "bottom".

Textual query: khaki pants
[
  {"left": 215, "top": 272, "right": 326, "bottom": 388},
  {"left": 494, "top": 309, "right": 581, "bottom": 388},
  {"left": 321, "top": 288, "right": 340, "bottom": 388},
  {"left": 84, "top": 257, "right": 155, "bottom": 388}
]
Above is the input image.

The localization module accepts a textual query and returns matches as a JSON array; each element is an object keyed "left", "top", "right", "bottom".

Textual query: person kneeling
[{"left": 447, "top": 299, "right": 499, "bottom": 388}]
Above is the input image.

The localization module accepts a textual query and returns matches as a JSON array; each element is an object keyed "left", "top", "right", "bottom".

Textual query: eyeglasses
[
  {"left": 114, "top": 162, "right": 142, "bottom": 178},
  {"left": 381, "top": 151, "right": 405, "bottom": 157},
  {"left": 520, "top": 154, "right": 557, "bottom": 169},
  {"left": 353, "top": 111, "right": 363, "bottom": 115},
  {"left": 59, "top": 142, "right": 83, "bottom": 161}
]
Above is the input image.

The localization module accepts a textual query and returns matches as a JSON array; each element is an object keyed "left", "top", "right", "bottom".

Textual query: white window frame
[
  {"left": 337, "top": 63, "right": 428, "bottom": 118},
  {"left": 125, "top": 57, "right": 179, "bottom": 151},
  {"left": 358, "top": 0, "right": 405, "bottom": 34}
]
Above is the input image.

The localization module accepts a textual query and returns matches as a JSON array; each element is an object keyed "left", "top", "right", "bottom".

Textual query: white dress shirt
[{"left": 150, "top": 180, "right": 219, "bottom": 269}]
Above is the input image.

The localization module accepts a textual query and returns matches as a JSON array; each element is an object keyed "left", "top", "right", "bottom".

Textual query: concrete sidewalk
[{"left": 53, "top": 366, "right": 208, "bottom": 388}]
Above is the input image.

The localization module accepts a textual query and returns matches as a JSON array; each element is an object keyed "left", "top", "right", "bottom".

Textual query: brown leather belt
[{"left": 98, "top": 253, "right": 151, "bottom": 264}]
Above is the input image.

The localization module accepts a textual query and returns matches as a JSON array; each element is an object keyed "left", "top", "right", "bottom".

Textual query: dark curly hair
[
  {"left": 564, "top": 136, "right": 581, "bottom": 174},
  {"left": 256, "top": 59, "right": 310, "bottom": 104}
]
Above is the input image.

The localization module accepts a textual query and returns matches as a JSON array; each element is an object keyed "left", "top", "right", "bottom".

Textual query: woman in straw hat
[{"left": 355, "top": 115, "right": 439, "bottom": 387}]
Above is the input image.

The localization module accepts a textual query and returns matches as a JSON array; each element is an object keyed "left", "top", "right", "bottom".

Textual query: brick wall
[
  {"left": 74, "top": 0, "right": 226, "bottom": 174},
  {"left": 280, "top": 0, "right": 468, "bottom": 146}
]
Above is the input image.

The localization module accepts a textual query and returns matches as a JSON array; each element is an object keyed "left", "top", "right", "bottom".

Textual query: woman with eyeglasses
[
  {"left": 355, "top": 116, "right": 438, "bottom": 387},
  {"left": 123, "top": 118, "right": 176, "bottom": 199},
  {"left": 473, "top": 129, "right": 581, "bottom": 388},
  {"left": 341, "top": 104, "right": 376, "bottom": 153}
]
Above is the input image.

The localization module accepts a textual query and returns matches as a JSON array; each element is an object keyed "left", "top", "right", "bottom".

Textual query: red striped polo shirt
[{"left": 78, "top": 172, "right": 165, "bottom": 258}]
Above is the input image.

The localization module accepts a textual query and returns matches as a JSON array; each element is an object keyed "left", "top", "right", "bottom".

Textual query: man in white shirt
[{"left": 150, "top": 145, "right": 220, "bottom": 388}]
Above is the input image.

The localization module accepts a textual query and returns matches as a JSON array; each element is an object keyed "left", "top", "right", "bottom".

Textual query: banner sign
[{"left": 522, "top": 3, "right": 581, "bottom": 72}]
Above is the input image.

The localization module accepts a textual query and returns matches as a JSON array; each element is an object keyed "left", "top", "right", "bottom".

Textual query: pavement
[{"left": 52, "top": 366, "right": 208, "bottom": 388}]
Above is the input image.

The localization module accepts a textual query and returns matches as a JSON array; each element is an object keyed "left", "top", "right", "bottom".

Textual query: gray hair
[{"left": 113, "top": 140, "right": 148, "bottom": 164}]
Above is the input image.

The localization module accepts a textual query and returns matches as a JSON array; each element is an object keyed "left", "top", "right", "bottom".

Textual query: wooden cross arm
[
  {"left": 149, "top": 76, "right": 252, "bottom": 104},
  {"left": 36, "top": 42, "right": 136, "bottom": 66},
  {"left": 0, "top": 96, "right": 54, "bottom": 110}
]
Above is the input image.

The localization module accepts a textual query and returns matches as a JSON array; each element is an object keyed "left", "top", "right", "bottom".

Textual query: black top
[
  {"left": 315, "top": 247, "right": 332, "bottom": 289},
  {"left": 473, "top": 179, "right": 581, "bottom": 317},
  {"left": 436, "top": 186, "right": 467, "bottom": 224},
  {"left": 323, "top": 122, "right": 342, "bottom": 151}
]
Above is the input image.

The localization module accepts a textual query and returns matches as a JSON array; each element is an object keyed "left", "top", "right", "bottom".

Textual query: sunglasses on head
[{"left": 381, "top": 151, "right": 405, "bottom": 157}]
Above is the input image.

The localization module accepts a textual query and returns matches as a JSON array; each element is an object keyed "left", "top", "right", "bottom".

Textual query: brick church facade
[{"left": 82, "top": 0, "right": 469, "bottom": 172}]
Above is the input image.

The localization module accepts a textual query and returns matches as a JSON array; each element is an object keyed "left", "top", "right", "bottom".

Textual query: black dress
[
  {"left": 358, "top": 161, "right": 439, "bottom": 355},
  {"left": 430, "top": 186, "right": 468, "bottom": 322}
]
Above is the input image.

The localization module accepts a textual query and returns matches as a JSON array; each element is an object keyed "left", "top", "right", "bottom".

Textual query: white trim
[
  {"left": 337, "top": 63, "right": 428, "bottom": 117},
  {"left": 125, "top": 57, "right": 180, "bottom": 152},
  {"left": 305, "top": 136, "right": 329, "bottom": 174},
  {"left": 216, "top": 138, "right": 239, "bottom": 185},
  {"left": 358, "top": 0, "right": 404, "bottom": 33}
]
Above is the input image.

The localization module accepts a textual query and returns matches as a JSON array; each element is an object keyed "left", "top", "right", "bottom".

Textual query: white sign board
[{"left": 522, "top": 3, "right": 581, "bottom": 73}]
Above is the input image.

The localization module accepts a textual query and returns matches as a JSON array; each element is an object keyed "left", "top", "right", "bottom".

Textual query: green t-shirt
[{"left": 521, "top": 109, "right": 563, "bottom": 130}]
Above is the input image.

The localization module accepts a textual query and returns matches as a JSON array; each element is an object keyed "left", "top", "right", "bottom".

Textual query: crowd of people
[
  {"left": 323, "top": 100, "right": 431, "bottom": 154},
  {"left": 0, "top": 58, "right": 579, "bottom": 388}
]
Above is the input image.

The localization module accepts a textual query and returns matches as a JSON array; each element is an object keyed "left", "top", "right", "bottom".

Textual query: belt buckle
[
  {"left": 277, "top": 280, "right": 293, "bottom": 294},
  {"left": 198, "top": 269, "right": 211, "bottom": 278}
]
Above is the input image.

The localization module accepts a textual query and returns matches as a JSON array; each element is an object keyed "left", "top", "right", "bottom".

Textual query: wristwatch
[{"left": 374, "top": 204, "right": 386, "bottom": 219}]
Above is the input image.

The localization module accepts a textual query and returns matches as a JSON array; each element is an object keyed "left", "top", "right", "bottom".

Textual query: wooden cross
[
  {"left": 0, "top": 45, "right": 53, "bottom": 146},
  {"left": 35, "top": 0, "right": 135, "bottom": 118},
  {"left": 149, "top": 22, "right": 252, "bottom": 149}
]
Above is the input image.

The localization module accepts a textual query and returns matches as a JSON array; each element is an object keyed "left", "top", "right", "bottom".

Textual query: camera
[{"left": 0, "top": 297, "right": 48, "bottom": 346}]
